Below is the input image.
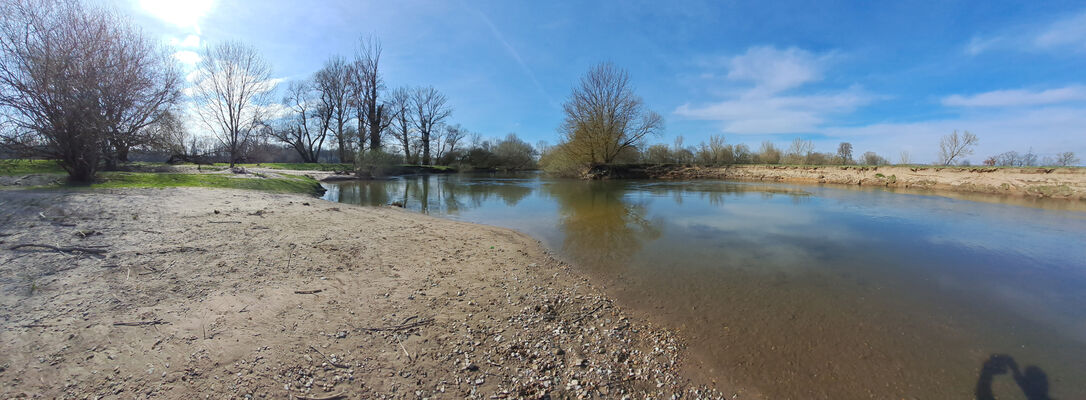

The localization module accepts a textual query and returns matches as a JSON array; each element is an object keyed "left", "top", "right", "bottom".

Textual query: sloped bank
[{"left": 585, "top": 164, "right": 1086, "bottom": 200}]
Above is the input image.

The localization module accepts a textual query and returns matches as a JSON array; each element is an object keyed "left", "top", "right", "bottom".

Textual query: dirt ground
[
  {"left": 645, "top": 165, "right": 1086, "bottom": 200},
  {"left": 0, "top": 188, "right": 723, "bottom": 399}
]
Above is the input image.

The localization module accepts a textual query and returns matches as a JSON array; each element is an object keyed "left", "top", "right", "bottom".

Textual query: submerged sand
[{"left": 0, "top": 188, "right": 723, "bottom": 399}]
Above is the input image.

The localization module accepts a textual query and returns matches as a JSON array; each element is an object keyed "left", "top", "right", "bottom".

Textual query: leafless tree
[
  {"left": 386, "top": 86, "right": 416, "bottom": 163},
  {"left": 192, "top": 41, "right": 275, "bottom": 167},
  {"left": 411, "top": 86, "right": 452, "bottom": 165},
  {"left": 314, "top": 56, "right": 353, "bottom": 163},
  {"left": 559, "top": 63, "right": 662, "bottom": 165},
  {"left": 351, "top": 36, "right": 391, "bottom": 151},
  {"left": 1050, "top": 152, "right": 1079, "bottom": 167},
  {"left": 937, "top": 130, "right": 978, "bottom": 166},
  {"left": 899, "top": 151, "right": 911, "bottom": 165},
  {"left": 836, "top": 142, "right": 853, "bottom": 164},
  {"left": 786, "top": 138, "right": 814, "bottom": 164},
  {"left": 433, "top": 123, "right": 467, "bottom": 162},
  {"left": 0, "top": 0, "right": 182, "bottom": 180},
  {"left": 272, "top": 80, "right": 328, "bottom": 163}
]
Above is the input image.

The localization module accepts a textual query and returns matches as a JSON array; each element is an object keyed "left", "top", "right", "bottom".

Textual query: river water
[{"left": 321, "top": 172, "right": 1086, "bottom": 398}]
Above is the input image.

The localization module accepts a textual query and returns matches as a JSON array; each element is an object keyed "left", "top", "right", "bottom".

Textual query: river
[{"left": 321, "top": 172, "right": 1086, "bottom": 398}]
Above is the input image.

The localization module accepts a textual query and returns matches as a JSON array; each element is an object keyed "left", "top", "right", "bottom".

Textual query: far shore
[{"left": 584, "top": 164, "right": 1086, "bottom": 201}]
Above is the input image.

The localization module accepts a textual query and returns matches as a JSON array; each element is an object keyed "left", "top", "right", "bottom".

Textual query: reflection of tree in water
[
  {"left": 542, "top": 181, "right": 661, "bottom": 272},
  {"left": 392, "top": 175, "right": 535, "bottom": 214}
]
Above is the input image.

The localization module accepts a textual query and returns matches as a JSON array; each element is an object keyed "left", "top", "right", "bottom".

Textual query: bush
[{"left": 356, "top": 150, "right": 402, "bottom": 178}]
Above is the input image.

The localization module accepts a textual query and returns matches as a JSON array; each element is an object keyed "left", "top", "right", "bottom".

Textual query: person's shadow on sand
[{"left": 975, "top": 354, "right": 1052, "bottom": 400}]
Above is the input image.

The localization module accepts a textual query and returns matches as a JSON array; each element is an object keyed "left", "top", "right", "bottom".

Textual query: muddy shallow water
[{"left": 322, "top": 173, "right": 1086, "bottom": 398}]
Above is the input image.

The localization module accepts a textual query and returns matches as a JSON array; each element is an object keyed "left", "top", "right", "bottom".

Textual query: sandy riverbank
[
  {"left": 592, "top": 164, "right": 1086, "bottom": 200},
  {"left": 0, "top": 188, "right": 723, "bottom": 399}
]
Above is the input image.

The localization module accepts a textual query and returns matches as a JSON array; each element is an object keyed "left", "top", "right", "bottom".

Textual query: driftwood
[
  {"left": 10, "top": 243, "right": 108, "bottom": 256},
  {"left": 293, "top": 393, "right": 345, "bottom": 400},
  {"left": 113, "top": 320, "right": 168, "bottom": 327}
]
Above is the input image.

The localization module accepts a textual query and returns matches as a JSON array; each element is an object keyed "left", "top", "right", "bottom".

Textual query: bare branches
[
  {"left": 411, "top": 86, "right": 452, "bottom": 165},
  {"left": 193, "top": 41, "right": 275, "bottom": 167},
  {"left": 557, "top": 63, "right": 662, "bottom": 166},
  {"left": 314, "top": 56, "right": 354, "bottom": 163},
  {"left": 938, "top": 130, "right": 978, "bottom": 166},
  {"left": 0, "top": 0, "right": 181, "bottom": 180}
]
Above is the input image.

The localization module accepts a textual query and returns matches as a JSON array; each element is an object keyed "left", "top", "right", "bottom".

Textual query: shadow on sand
[{"left": 975, "top": 354, "right": 1052, "bottom": 400}]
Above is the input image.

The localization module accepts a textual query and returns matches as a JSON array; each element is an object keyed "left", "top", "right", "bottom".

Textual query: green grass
[
  {"left": 0, "top": 159, "right": 66, "bottom": 175},
  {"left": 76, "top": 172, "right": 325, "bottom": 196}
]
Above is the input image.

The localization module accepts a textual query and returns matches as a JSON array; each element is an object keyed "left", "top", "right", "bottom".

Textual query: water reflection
[{"left": 323, "top": 173, "right": 1086, "bottom": 398}]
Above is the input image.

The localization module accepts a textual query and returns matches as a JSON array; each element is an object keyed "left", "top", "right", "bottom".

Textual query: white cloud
[
  {"left": 967, "top": 9, "right": 1086, "bottom": 55},
  {"left": 676, "top": 88, "right": 874, "bottom": 134},
  {"left": 173, "top": 50, "right": 201, "bottom": 66},
  {"left": 675, "top": 46, "right": 870, "bottom": 134},
  {"left": 170, "top": 35, "right": 201, "bottom": 48},
  {"left": 726, "top": 46, "right": 826, "bottom": 94},
  {"left": 138, "top": 0, "right": 215, "bottom": 33},
  {"left": 942, "top": 86, "right": 1086, "bottom": 107},
  {"left": 1034, "top": 11, "right": 1086, "bottom": 50}
]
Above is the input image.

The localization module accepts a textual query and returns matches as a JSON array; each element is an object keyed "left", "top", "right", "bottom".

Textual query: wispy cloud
[
  {"left": 464, "top": 4, "right": 552, "bottom": 105},
  {"left": 675, "top": 46, "right": 873, "bottom": 134},
  {"left": 942, "top": 86, "right": 1086, "bottom": 107},
  {"left": 966, "top": 9, "right": 1086, "bottom": 55}
]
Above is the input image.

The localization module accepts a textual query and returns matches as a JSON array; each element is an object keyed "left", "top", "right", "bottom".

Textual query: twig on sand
[
  {"left": 113, "top": 320, "right": 168, "bottom": 327},
  {"left": 399, "top": 342, "right": 411, "bottom": 359},
  {"left": 308, "top": 345, "right": 350, "bottom": 368},
  {"left": 360, "top": 316, "right": 434, "bottom": 332},
  {"left": 571, "top": 301, "right": 608, "bottom": 323},
  {"left": 207, "top": 220, "right": 242, "bottom": 224},
  {"left": 19, "top": 323, "right": 52, "bottom": 328},
  {"left": 10, "top": 243, "right": 108, "bottom": 256},
  {"left": 293, "top": 393, "right": 345, "bottom": 400},
  {"left": 294, "top": 289, "right": 322, "bottom": 294}
]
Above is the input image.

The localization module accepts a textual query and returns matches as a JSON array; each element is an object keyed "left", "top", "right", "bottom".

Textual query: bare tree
[
  {"left": 786, "top": 138, "right": 814, "bottom": 164},
  {"left": 1051, "top": 152, "right": 1079, "bottom": 167},
  {"left": 0, "top": 0, "right": 182, "bottom": 180},
  {"left": 314, "top": 56, "right": 353, "bottom": 163},
  {"left": 433, "top": 123, "right": 467, "bottom": 162},
  {"left": 899, "top": 150, "right": 911, "bottom": 165},
  {"left": 193, "top": 41, "right": 275, "bottom": 167},
  {"left": 937, "top": 130, "right": 978, "bottom": 166},
  {"left": 386, "top": 86, "right": 416, "bottom": 163},
  {"left": 351, "top": 36, "right": 391, "bottom": 151},
  {"left": 558, "top": 63, "right": 662, "bottom": 165},
  {"left": 836, "top": 142, "right": 853, "bottom": 164},
  {"left": 272, "top": 80, "right": 328, "bottom": 163},
  {"left": 411, "top": 86, "right": 452, "bottom": 165}
]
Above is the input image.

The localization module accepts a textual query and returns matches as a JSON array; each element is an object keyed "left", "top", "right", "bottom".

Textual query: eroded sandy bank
[
  {"left": 597, "top": 165, "right": 1086, "bottom": 200},
  {"left": 0, "top": 188, "right": 723, "bottom": 399}
]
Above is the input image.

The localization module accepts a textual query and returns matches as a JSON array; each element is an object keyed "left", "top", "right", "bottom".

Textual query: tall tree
[
  {"left": 352, "top": 37, "right": 391, "bottom": 151},
  {"left": 387, "top": 86, "right": 415, "bottom": 163},
  {"left": 0, "top": 0, "right": 181, "bottom": 180},
  {"left": 193, "top": 41, "right": 275, "bottom": 167},
  {"left": 938, "top": 130, "right": 978, "bottom": 166},
  {"left": 558, "top": 63, "right": 662, "bottom": 165},
  {"left": 272, "top": 80, "right": 328, "bottom": 163},
  {"left": 411, "top": 86, "right": 452, "bottom": 165},
  {"left": 836, "top": 142, "right": 853, "bottom": 164},
  {"left": 314, "top": 56, "right": 353, "bottom": 163}
]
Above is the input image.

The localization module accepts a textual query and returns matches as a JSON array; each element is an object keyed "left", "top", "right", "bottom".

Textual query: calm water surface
[{"left": 322, "top": 173, "right": 1086, "bottom": 398}]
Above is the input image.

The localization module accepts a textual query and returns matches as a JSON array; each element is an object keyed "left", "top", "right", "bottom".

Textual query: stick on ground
[{"left": 10, "top": 243, "right": 108, "bottom": 256}]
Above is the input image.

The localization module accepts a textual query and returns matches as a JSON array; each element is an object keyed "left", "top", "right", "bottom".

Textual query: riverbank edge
[{"left": 584, "top": 164, "right": 1086, "bottom": 200}]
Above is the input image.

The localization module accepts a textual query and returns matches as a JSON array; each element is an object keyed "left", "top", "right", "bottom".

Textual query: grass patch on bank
[
  {"left": 78, "top": 172, "right": 325, "bottom": 196},
  {"left": 0, "top": 160, "right": 66, "bottom": 175}
]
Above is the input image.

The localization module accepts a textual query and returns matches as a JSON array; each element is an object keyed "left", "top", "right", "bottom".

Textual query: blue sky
[{"left": 112, "top": 0, "right": 1085, "bottom": 164}]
